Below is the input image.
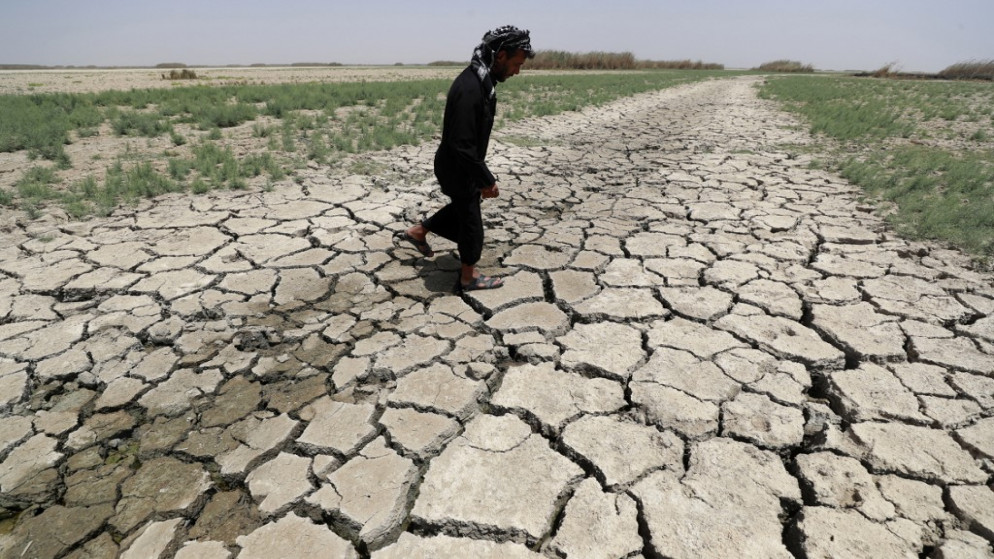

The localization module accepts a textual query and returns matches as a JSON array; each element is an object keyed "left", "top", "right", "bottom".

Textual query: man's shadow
[{"left": 395, "top": 250, "right": 462, "bottom": 294}]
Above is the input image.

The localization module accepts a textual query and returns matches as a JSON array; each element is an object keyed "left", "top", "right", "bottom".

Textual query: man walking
[{"left": 395, "top": 25, "right": 534, "bottom": 292}]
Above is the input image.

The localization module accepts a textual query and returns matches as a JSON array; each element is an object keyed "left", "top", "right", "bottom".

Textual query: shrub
[
  {"left": 756, "top": 60, "right": 814, "bottom": 73},
  {"left": 872, "top": 63, "right": 897, "bottom": 78},
  {"left": 163, "top": 69, "right": 199, "bottom": 80},
  {"left": 939, "top": 60, "right": 994, "bottom": 81}
]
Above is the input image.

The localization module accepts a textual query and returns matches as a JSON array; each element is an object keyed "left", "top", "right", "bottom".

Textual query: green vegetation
[
  {"left": 0, "top": 69, "right": 731, "bottom": 218},
  {"left": 760, "top": 75, "right": 994, "bottom": 261}
]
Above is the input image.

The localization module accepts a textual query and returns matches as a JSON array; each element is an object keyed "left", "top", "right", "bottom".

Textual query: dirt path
[{"left": 1, "top": 76, "right": 993, "bottom": 558}]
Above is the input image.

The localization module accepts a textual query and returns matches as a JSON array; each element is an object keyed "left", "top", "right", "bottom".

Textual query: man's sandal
[
  {"left": 393, "top": 231, "right": 434, "bottom": 257},
  {"left": 454, "top": 274, "right": 504, "bottom": 293}
]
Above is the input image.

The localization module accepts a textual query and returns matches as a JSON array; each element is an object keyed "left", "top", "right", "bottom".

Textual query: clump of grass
[
  {"left": 163, "top": 69, "right": 198, "bottom": 80},
  {"left": 939, "top": 60, "right": 994, "bottom": 81},
  {"left": 307, "top": 133, "right": 331, "bottom": 164},
  {"left": 105, "top": 161, "right": 181, "bottom": 200},
  {"left": 194, "top": 102, "right": 258, "bottom": 129},
  {"left": 756, "top": 60, "right": 814, "bottom": 73},
  {"left": 191, "top": 142, "right": 241, "bottom": 187},
  {"left": 15, "top": 166, "right": 59, "bottom": 201},
  {"left": 64, "top": 176, "right": 98, "bottom": 218},
  {"left": 871, "top": 63, "right": 898, "bottom": 78},
  {"left": 252, "top": 123, "right": 273, "bottom": 137},
  {"left": 167, "top": 157, "right": 194, "bottom": 180},
  {"left": 242, "top": 152, "right": 285, "bottom": 180},
  {"left": 110, "top": 109, "right": 172, "bottom": 137}
]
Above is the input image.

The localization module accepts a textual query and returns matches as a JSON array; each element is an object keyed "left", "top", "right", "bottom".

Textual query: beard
[{"left": 491, "top": 60, "right": 512, "bottom": 82}]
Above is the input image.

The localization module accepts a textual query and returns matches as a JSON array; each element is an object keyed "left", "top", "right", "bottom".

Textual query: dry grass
[
  {"left": 939, "top": 60, "right": 994, "bottom": 81},
  {"left": 755, "top": 60, "right": 814, "bottom": 73},
  {"left": 527, "top": 51, "right": 723, "bottom": 71},
  {"left": 162, "top": 69, "right": 198, "bottom": 80},
  {"left": 861, "top": 60, "right": 994, "bottom": 82}
]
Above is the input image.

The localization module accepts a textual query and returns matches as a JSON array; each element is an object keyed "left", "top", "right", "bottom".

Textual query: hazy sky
[{"left": 3, "top": 0, "right": 991, "bottom": 72}]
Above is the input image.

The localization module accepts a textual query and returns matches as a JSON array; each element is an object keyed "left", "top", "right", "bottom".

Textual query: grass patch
[
  {"left": 840, "top": 147, "right": 994, "bottom": 255},
  {"left": 760, "top": 75, "right": 994, "bottom": 262},
  {"left": 499, "top": 134, "right": 554, "bottom": 148},
  {"left": 105, "top": 161, "right": 182, "bottom": 201},
  {"left": 349, "top": 159, "right": 389, "bottom": 175},
  {"left": 16, "top": 166, "right": 59, "bottom": 200},
  {"left": 110, "top": 109, "right": 172, "bottom": 137}
]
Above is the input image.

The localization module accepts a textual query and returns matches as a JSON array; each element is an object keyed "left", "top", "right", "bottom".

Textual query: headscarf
[{"left": 470, "top": 25, "right": 535, "bottom": 100}]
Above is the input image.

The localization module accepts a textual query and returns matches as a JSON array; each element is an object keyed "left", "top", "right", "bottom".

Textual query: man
[{"left": 395, "top": 25, "right": 534, "bottom": 292}]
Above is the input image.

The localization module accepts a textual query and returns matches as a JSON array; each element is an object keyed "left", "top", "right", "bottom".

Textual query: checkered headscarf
[{"left": 471, "top": 25, "right": 535, "bottom": 100}]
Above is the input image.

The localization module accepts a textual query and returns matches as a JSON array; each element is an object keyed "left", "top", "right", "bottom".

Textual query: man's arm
[{"left": 445, "top": 79, "right": 497, "bottom": 187}]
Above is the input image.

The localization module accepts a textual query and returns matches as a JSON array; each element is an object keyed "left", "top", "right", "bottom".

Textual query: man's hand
[{"left": 481, "top": 184, "right": 499, "bottom": 199}]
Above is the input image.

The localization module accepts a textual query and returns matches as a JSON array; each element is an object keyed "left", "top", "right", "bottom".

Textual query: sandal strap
[{"left": 458, "top": 274, "right": 504, "bottom": 292}]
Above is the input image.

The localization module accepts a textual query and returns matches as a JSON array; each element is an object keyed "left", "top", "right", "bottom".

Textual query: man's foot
[
  {"left": 454, "top": 274, "right": 504, "bottom": 293},
  {"left": 393, "top": 230, "right": 434, "bottom": 257}
]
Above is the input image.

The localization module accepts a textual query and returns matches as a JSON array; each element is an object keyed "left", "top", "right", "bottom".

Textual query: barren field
[
  {"left": 1, "top": 71, "right": 993, "bottom": 558},
  {"left": 0, "top": 66, "right": 463, "bottom": 95}
]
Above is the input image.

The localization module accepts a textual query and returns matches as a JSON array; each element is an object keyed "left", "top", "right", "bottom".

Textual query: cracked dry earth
[{"left": 1, "top": 75, "right": 994, "bottom": 559}]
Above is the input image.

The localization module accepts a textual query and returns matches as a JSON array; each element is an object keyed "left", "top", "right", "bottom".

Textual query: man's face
[{"left": 492, "top": 49, "right": 528, "bottom": 82}]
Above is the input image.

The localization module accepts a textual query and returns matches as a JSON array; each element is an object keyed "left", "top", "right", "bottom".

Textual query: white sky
[{"left": 2, "top": 0, "right": 991, "bottom": 73}]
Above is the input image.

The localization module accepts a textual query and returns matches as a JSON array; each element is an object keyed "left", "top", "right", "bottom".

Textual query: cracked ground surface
[{"left": 1, "top": 75, "right": 993, "bottom": 558}]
